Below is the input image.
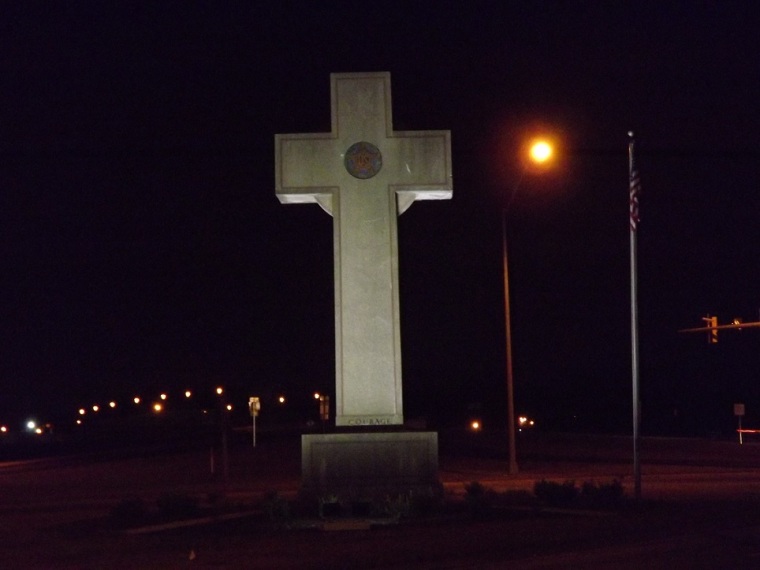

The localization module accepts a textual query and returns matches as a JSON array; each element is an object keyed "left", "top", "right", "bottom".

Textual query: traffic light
[{"left": 702, "top": 315, "right": 718, "bottom": 344}]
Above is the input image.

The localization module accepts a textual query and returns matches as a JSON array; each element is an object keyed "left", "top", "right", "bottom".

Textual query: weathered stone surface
[
  {"left": 301, "top": 431, "right": 439, "bottom": 500},
  {"left": 275, "top": 72, "right": 452, "bottom": 426}
]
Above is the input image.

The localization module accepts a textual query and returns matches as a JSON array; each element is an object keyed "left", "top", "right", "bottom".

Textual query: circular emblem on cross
[{"left": 344, "top": 141, "right": 382, "bottom": 179}]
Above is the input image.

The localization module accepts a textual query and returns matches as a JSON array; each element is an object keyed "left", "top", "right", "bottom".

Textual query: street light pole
[
  {"left": 501, "top": 135, "right": 555, "bottom": 476},
  {"left": 502, "top": 208, "right": 518, "bottom": 475}
]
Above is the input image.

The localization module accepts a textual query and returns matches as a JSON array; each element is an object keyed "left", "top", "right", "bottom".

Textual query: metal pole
[
  {"left": 502, "top": 209, "right": 518, "bottom": 475},
  {"left": 222, "top": 422, "right": 229, "bottom": 484},
  {"left": 629, "top": 134, "right": 641, "bottom": 501},
  {"left": 739, "top": 416, "right": 743, "bottom": 445},
  {"left": 220, "top": 399, "right": 229, "bottom": 485},
  {"left": 253, "top": 413, "right": 257, "bottom": 448}
]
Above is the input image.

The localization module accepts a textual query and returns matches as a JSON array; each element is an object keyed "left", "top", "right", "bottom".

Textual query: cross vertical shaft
[{"left": 275, "top": 72, "right": 452, "bottom": 426}]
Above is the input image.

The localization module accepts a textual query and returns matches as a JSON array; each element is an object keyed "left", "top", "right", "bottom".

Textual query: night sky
[{"left": 3, "top": 2, "right": 760, "bottom": 436}]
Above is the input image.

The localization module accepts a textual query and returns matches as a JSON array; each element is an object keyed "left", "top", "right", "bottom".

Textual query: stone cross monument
[{"left": 275, "top": 72, "right": 452, "bottom": 427}]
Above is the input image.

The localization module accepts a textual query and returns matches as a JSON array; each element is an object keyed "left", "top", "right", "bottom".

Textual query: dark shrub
[
  {"left": 261, "top": 490, "right": 291, "bottom": 524},
  {"left": 495, "top": 489, "right": 535, "bottom": 507},
  {"left": 464, "top": 481, "right": 496, "bottom": 516},
  {"left": 156, "top": 492, "right": 200, "bottom": 520},
  {"left": 579, "top": 479, "right": 625, "bottom": 509},
  {"left": 410, "top": 484, "right": 444, "bottom": 516},
  {"left": 533, "top": 479, "right": 578, "bottom": 508},
  {"left": 110, "top": 497, "right": 148, "bottom": 527}
]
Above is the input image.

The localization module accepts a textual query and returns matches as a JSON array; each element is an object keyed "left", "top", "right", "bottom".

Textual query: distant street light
[{"left": 503, "top": 136, "right": 556, "bottom": 475}]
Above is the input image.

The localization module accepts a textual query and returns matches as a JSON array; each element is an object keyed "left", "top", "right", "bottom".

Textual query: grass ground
[{"left": 3, "top": 430, "right": 760, "bottom": 568}]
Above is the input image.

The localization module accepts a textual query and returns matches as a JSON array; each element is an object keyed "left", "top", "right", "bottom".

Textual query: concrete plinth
[{"left": 301, "top": 431, "right": 439, "bottom": 503}]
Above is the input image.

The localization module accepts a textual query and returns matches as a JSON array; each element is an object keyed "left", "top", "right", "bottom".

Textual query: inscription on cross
[{"left": 275, "top": 72, "right": 452, "bottom": 426}]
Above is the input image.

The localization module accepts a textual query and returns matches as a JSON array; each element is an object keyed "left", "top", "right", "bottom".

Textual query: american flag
[{"left": 629, "top": 155, "right": 641, "bottom": 232}]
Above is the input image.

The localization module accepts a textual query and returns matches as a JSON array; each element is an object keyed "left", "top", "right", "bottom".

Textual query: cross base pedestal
[{"left": 301, "top": 431, "right": 439, "bottom": 512}]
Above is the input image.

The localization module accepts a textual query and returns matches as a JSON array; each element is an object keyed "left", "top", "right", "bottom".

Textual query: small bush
[
  {"left": 533, "top": 479, "right": 626, "bottom": 510},
  {"left": 495, "top": 489, "right": 535, "bottom": 507},
  {"left": 261, "top": 490, "right": 291, "bottom": 524},
  {"left": 533, "top": 479, "right": 578, "bottom": 508},
  {"left": 156, "top": 492, "right": 200, "bottom": 520},
  {"left": 110, "top": 497, "right": 148, "bottom": 526},
  {"left": 409, "top": 484, "right": 444, "bottom": 517},
  {"left": 380, "top": 493, "right": 411, "bottom": 518},
  {"left": 318, "top": 494, "right": 341, "bottom": 518},
  {"left": 579, "top": 479, "right": 625, "bottom": 509},
  {"left": 464, "top": 481, "right": 497, "bottom": 516}
]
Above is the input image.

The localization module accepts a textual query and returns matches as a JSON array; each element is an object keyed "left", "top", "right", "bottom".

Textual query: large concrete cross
[{"left": 275, "top": 72, "right": 452, "bottom": 427}]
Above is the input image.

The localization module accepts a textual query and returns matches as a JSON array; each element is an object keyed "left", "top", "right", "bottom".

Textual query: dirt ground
[{"left": 4, "top": 431, "right": 760, "bottom": 568}]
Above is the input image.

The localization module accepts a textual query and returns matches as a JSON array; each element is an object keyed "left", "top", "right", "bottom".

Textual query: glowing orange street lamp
[
  {"left": 503, "top": 136, "right": 556, "bottom": 475},
  {"left": 529, "top": 140, "right": 553, "bottom": 164}
]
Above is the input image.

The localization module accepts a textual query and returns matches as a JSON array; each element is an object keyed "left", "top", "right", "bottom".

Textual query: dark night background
[{"left": 2, "top": 2, "right": 759, "bottom": 437}]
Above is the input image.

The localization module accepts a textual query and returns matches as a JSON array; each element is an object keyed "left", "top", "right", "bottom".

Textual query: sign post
[
  {"left": 249, "top": 397, "right": 260, "bottom": 448},
  {"left": 734, "top": 403, "right": 745, "bottom": 445}
]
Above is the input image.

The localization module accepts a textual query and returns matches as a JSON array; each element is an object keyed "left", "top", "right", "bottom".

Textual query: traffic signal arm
[{"left": 678, "top": 321, "right": 760, "bottom": 333}]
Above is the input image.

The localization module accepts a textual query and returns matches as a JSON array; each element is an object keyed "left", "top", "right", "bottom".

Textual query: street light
[
  {"left": 503, "top": 137, "right": 556, "bottom": 475},
  {"left": 529, "top": 140, "right": 553, "bottom": 163}
]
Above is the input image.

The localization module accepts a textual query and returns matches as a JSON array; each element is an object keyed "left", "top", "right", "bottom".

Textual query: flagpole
[{"left": 628, "top": 131, "right": 642, "bottom": 501}]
